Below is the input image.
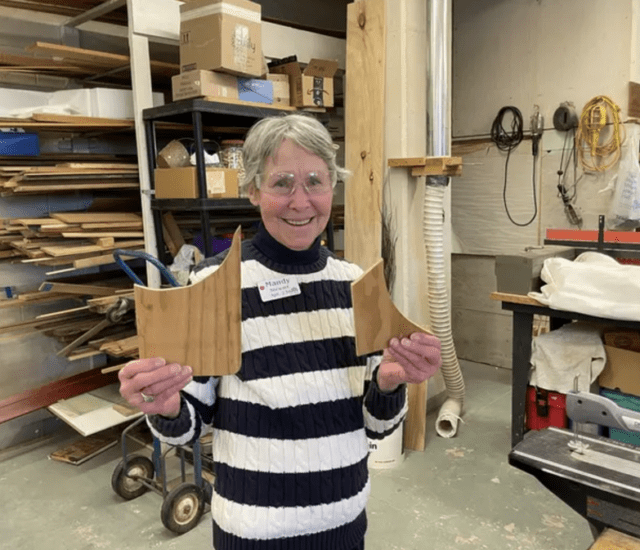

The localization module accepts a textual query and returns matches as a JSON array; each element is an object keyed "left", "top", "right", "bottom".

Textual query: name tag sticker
[{"left": 258, "top": 277, "right": 301, "bottom": 302}]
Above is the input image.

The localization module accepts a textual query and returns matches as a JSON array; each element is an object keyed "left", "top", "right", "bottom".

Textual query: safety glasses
[{"left": 257, "top": 171, "right": 334, "bottom": 196}]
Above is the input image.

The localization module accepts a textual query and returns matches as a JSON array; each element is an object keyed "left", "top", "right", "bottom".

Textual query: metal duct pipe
[{"left": 425, "top": 0, "right": 465, "bottom": 437}]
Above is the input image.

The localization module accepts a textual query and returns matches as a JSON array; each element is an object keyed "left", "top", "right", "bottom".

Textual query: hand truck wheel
[
  {"left": 111, "top": 455, "right": 155, "bottom": 500},
  {"left": 160, "top": 482, "right": 205, "bottom": 534}
]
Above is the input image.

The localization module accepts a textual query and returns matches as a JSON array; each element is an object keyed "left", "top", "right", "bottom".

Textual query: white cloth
[
  {"left": 529, "top": 323, "right": 605, "bottom": 393},
  {"left": 529, "top": 251, "right": 640, "bottom": 322}
]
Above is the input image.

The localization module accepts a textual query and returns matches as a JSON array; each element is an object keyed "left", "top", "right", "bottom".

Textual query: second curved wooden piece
[
  {"left": 135, "top": 227, "right": 242, "bottom": 376},
  {"left": 351, "top": 259, "right": 432, "bottom": 356}
]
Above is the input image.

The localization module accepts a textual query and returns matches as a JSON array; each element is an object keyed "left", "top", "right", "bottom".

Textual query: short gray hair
[{"left": 240, "top": 113, "right": 349, "bottom": 196}]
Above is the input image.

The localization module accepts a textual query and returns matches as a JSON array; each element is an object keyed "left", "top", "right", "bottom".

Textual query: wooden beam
[
  {"left": 490, "top": 291, "right": 543, "bottom": 306},
  {"left": 0, "top": 366, "right": 121, "bottom": 425},
  {"left": 344, "top": 0, "right": 386, "bottom": 269},
  {"left": 388, "top": 156, "right": 463, "bottom": 176}
]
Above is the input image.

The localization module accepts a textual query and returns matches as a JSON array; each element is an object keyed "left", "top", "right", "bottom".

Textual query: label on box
[{"left": 206, "top": 171, "right": 227, "bottom": 195}]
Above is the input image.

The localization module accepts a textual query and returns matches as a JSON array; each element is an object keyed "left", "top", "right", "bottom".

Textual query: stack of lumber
[
  {"left": 87, "top": 293, "right": 139, "bottom": 358},
  {"left": 0, "top": 162, "right": 139, "bottom": 195},
  {"left": 1, "top": 211, "right": 145, "bottom": 270},
  {"left": 26, "top": 41, "right": 178, "bottom": 83},
  {"left": 0, "top": 1, "right": 128, "bottom": 26},
  {"left": 0, "top": 286, "right": 138, "bottom": 361},
  {"left": 0, "top": 113, "right": 136, "bottom": 131},
  {"left": 0, "top": 42, "right": 177, "bottom": 86}
]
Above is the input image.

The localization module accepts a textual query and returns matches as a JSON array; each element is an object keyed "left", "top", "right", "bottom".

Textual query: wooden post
[
  {"left": 346, "top": 0, "right": 434, "bottom": 451},
  {"left": 344, "top": 0, "right": 385, "bottom": 269}
]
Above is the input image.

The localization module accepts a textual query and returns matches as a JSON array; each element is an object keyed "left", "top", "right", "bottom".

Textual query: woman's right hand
[{"left": 118, "top": 357, "right": 193, "bottom": 417}]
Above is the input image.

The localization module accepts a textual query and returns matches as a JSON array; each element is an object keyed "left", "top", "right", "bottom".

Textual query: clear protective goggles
[{"left": 257, "top": 171, "right": 334, "bottom": 196}]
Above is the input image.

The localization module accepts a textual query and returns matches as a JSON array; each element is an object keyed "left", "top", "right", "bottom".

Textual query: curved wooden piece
[
  {"left": 134, "top": 227, "right": 242, "bottom": 376},
  {"left": 351, "top": 259, "right": 432, "bottom": 356}
]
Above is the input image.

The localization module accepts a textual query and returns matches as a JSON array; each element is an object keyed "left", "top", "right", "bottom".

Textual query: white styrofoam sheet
[{"left": 1, "top": 86, "right": 164, "bottom": 119}]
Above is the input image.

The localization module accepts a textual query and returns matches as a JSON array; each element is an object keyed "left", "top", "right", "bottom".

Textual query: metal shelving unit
[{"left": 142, "top": 98, "right": 335, "bottom": 263}]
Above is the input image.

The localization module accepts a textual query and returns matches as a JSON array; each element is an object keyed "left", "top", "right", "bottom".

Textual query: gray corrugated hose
[{"left": 424, "top": 181, "right": 465, "bottom": 437}]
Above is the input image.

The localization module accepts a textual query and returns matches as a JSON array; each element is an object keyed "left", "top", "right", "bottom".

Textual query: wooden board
[
  {"left": 590, "top": 528, "right": 640, "bottom": 550},
  {"left": 38, "top": 282, "right": 124, "bottom": 296},
  {"left": 388, "top": 156, "right": 463, "bottom": 177},
  {"left": 49, "top": 428, "right": 120, "bottom": 466},
  {"left": 490, "top": 291, "right": 544, "bottom": 306},
  {"left": 351, "top": 258, "right": 432, "bottom": 355},
  {"left": 405, "top": 382, "right": 427, "bottom": 451},
  {"left": 0, "top": 366, "right": 121, "bottom": 425},
  {"left": 42, "top": 239, "right": 144, "bottom": 257},
  {"left": 135, "top": 227, "right": 242, "bottom": 376},
  {"left": 51, "top": 212, "right": 141, "bottom": 224},
  {"left": 344, "top": 0, "right": 385, "bottom": 269},
  {"left": 62, "top": 232, "right": 144, "bottom": 238},
  {"left": 47, "top": 383, "right": 142, "bottom": 436},
  {"left": 26, "top": 42, "right": 178, "bottom": 78}
]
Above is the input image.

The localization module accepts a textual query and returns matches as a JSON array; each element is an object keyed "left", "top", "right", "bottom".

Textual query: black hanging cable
[
  {"left": 557, "top": 127, "right": 582, "bottom": 227},
  {"left": 490, "top": 106, "right": 538, "bottom": 227}
]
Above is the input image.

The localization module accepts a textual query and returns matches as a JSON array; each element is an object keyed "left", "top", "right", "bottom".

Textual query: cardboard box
[
  {"left": 172, "top": 70, "right": 238, "bottom": 102},
  {"left": 267, "top": 74, "right": 290, "bottom": 106},
  {"left": 179, "top": 0, "right": 263, "bottom": 78},
  {"left": 604, "top": 329, "right": 640, "bottom": 352},
  {"left": 155, "top": 167, "right": 239, "bottom": 199},
  {"left": 237, "top": 78, "right": 272, "bottom": 104},
  {"left": 599, "top": 345, "right": 640, "bottom": 396},
  {"left": 270, "top": 58, "right": 338, "bottom": 108},
  {"left": 494, "top": 246, "right": 575, "bottom": 295}
]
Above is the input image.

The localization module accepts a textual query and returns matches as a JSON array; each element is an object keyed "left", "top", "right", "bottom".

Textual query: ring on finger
[{"left": 140, "top": 391, "right": 155, "bottom": 403}]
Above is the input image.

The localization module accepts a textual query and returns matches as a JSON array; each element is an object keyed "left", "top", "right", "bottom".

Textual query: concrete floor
[{"left": 0, "top": 360, "right": 596, "bottom": 550}]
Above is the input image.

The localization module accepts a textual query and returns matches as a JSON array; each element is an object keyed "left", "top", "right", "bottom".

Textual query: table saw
[
  {"left": 510, "top": 392, "right": 640, "bottom": 538},
  {"left": 492, "top": 292, "right": 640, "bottom": 542}
]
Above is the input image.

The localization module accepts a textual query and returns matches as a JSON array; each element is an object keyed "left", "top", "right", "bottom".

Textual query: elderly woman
[{"left": 118, "top": 113, "right": 441, "bottom": 550}]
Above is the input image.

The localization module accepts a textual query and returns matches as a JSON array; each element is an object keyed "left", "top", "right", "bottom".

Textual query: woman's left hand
[{"left": 377, "top": 332, "right": 442, "bottom": 392}]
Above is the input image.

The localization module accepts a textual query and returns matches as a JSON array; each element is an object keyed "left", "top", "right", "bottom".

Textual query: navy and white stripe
[{"left": 148, "top": 224, "right": 407, "bottom": 550}]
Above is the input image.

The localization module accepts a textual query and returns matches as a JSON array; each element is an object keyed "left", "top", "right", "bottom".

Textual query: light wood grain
[
  {"left": 344, "top": 0, "right": 385, "bottom": 269},
  {"left": 490, "top": 291, "right": 544, "bottom": 306},
  {"left": 351, "top": 259, "right": 432, "bottom": 355},
  {"left": 405, "top": 382, "right": 427, "bottom": 451},
  {"left": 52, "top": 212, "right": 141, "bottom": 224},
  {"left": 26, "top": 41, "right": 178, "bottom": 77},
  {"left": 590, "top": 528, "right": 640, "bottom": 550},
  {"left": 38, "top": 282, "right": 123, "bottom": 296},
  {"left": 135, "top": 227, "right": 242, "bottom": 376}
]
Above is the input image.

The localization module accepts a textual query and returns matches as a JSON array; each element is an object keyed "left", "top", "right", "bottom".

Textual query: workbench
[
  {"left": 491, "top": 291, "right": 640, "bottom": 448},
  {"left": 492, "top": 291, "right": 640, "bottom": 540}
]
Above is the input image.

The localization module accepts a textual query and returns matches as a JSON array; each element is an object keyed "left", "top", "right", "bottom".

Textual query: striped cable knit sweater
[{"left": 147, "top": 224, "right": 408, "bottom": 550}]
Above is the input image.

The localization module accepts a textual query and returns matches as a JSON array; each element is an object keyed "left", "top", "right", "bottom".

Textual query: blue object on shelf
[
  {"left": 0, "top": 133, "right": 39, "bottom": 156},
  {"left": 237, "top": 79, "right": 273, "bottom": 104}
]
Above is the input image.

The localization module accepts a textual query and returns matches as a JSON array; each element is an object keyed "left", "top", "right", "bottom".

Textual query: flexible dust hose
[{"left": 424, "top": 182, "right": 465, "bottom": 437}]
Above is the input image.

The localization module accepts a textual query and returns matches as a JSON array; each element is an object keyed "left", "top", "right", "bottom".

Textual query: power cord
[
  {"left": 556, "top": 128, "right": 583, "bottom": 227},
  {"left": 490, "top": 106, "right": 538, "bottom": 227},
  {"left": 575, "top": 95, "right": 625, "bottom": 172}
]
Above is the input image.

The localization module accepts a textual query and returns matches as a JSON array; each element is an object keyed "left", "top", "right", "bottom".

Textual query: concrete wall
[{"left": 450, "top": 0, "right": 640, "bottom": 368}]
